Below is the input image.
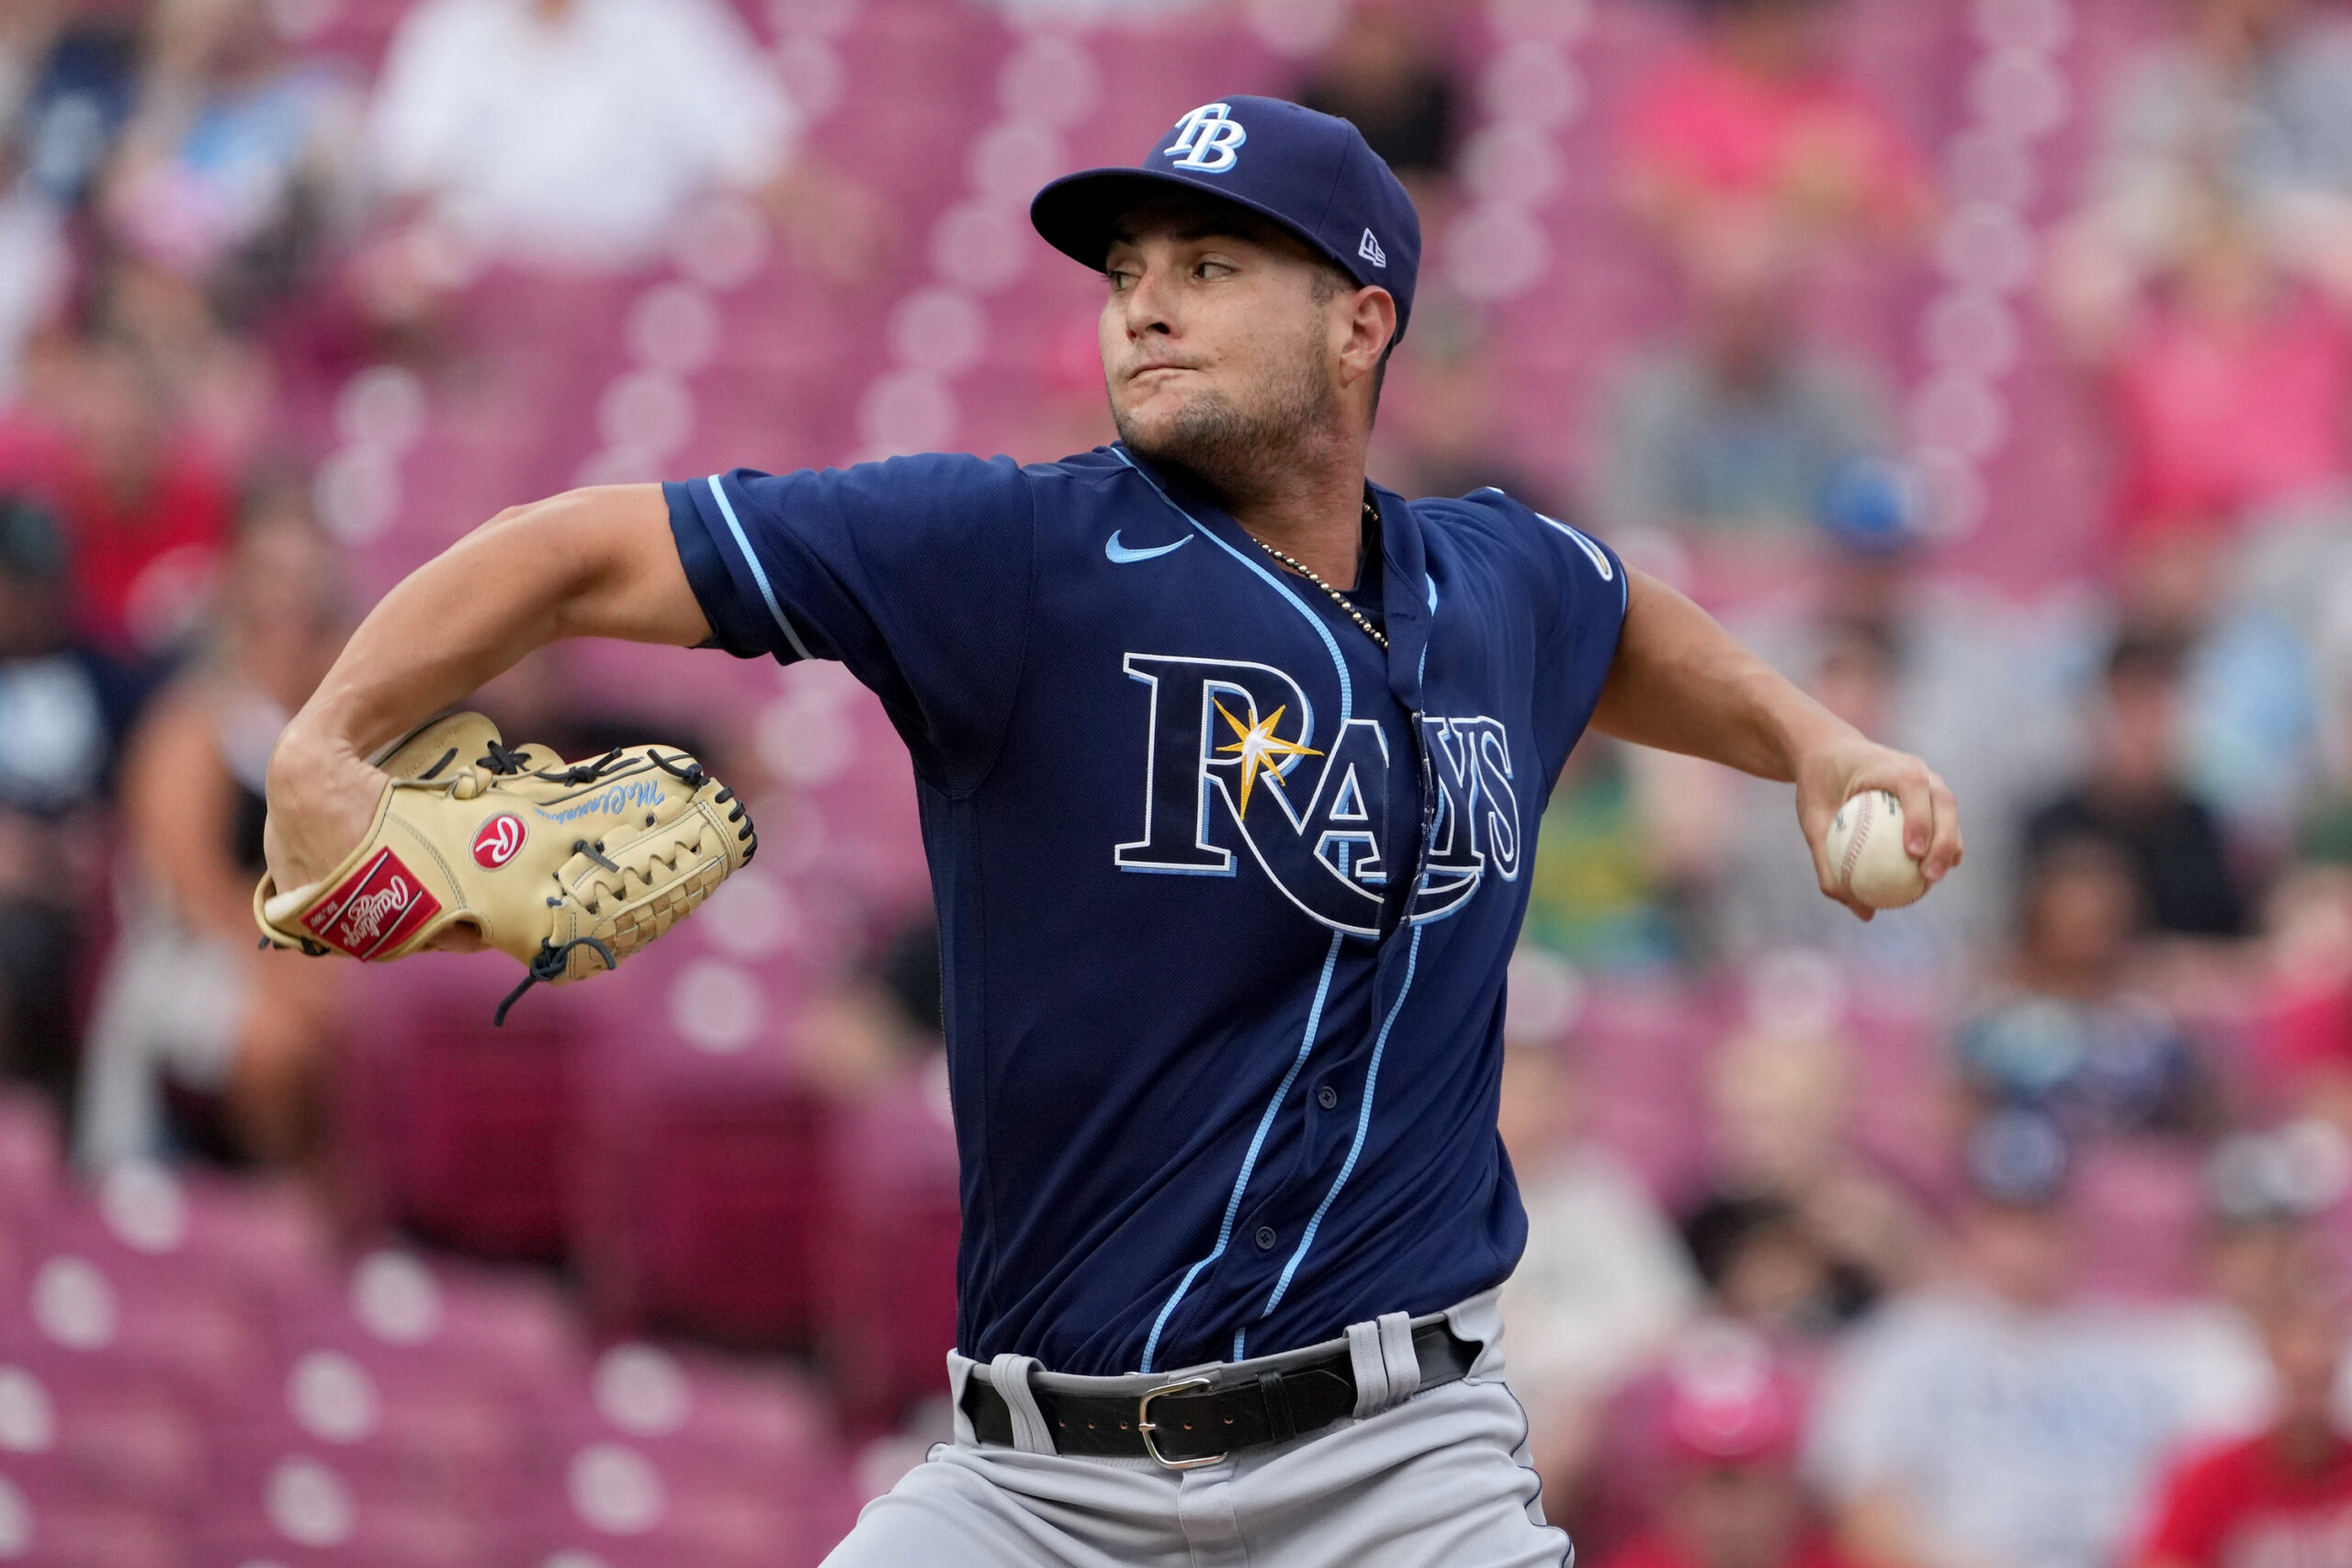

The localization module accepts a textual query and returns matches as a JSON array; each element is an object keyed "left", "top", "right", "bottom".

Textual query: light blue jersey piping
[
  {"left": 1256, "top": 923, "right": 1426, "bottom": 1320},
  {"left": 705, "top": 474, "right": 814, "bottom": 661},
  {"left": 1138, "top": 931, "right": 1345, "bottom": 1373}
]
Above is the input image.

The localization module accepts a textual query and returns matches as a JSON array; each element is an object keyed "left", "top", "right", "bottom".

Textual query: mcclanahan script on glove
[{"left": 253, "top": 713, "right": 756, "bottom": 1023}]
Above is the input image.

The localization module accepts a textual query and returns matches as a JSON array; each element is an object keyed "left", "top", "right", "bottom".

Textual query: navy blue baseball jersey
[{"left": 664, "top": 445, "right": 1627, "bottom": 1376}]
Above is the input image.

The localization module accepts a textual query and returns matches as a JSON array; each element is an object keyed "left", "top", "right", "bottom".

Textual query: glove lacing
[
  {"left": 478, "top": 741, "right": 535, "bottom": 776},
  {"left": 492, "top": 934, "right": 617, "bottom": 1027}
]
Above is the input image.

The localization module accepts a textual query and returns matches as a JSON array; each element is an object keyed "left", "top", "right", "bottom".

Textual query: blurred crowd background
[{"left": 6, "top": 0, "right": 2352, "bottom": 1563}]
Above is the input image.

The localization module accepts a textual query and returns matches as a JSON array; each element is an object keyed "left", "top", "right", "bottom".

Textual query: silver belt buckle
[{"left": 1136, "top": 1376, "right": 1225, "bottom": 1469}]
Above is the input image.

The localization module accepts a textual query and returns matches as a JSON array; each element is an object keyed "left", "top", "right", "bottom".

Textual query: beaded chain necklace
[{"left": 1250, "top": 493, "right": 1388, "bottom": 652}]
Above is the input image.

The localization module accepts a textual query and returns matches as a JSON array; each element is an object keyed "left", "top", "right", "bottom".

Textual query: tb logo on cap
[{"left": 1163, "top": 103, "right": 1247, "bottom": 174}]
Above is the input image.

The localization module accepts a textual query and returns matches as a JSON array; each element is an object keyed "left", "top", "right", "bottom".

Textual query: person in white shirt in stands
[
  {"left": 362, "top": 0, "right": 865, "bottom": 289},
  {"left": 1806, "top": 1111, "right": 2225, "bottom": 1568}
]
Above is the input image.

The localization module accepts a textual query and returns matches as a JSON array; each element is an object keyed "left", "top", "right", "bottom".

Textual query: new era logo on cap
[{"left": 1359, "top": 229, "right": 1386, "bottom": 268}]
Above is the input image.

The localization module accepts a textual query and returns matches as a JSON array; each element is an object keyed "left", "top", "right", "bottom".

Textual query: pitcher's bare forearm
[
  {"left": 1589, "top": 567, "right": 1848, "bottom": 784},
  {"left": 289, "top": 485, "right": 707, "bottom": 759},
  {"left": 264, "top": 484, "right": 708, "bottom": 895},
  {"left": 1589, "top": 566, "right": 1963, "bottom": 909}
]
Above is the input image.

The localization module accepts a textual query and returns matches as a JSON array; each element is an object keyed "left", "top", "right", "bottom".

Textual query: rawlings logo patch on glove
[{"left": 254, "top": 713, "right": 756, "bottom": 1023}]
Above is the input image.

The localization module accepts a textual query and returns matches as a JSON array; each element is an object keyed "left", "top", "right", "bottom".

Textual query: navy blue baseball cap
[{"left": 1032, "top": 96, "right": 1422, "bottom": 344}]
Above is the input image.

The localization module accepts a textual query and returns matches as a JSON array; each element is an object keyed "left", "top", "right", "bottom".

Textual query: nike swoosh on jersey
[{"left": 1105, "top": 531, "right": 1193, "bottom": 565}]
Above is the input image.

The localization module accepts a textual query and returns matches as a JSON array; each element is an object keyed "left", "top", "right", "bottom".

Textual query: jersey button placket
[
  {"left": 1254, "top": 1225, "right": 1278, "bottom": 1251},
  {"left": 1317, "top": 1086, "right": 1339, "bottom": 1111}
]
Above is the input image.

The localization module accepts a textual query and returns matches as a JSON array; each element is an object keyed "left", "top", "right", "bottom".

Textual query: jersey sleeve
[
  {"left": 665, "top": 455, "right": 1037, "bottom": 790},
  {"left": 1467, "top": 489, "right": 1630, "bottom": 780}
]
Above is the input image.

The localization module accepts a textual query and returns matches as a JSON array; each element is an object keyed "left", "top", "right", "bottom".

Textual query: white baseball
[{"left": 1825, "top": 789, "right": 1930, "bottom": 909}]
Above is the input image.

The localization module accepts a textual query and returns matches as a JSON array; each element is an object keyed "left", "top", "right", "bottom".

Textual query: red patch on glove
[
  {"left": 303, "top": 848, "right": 443, "bottom": 959},
  {"left": 472, "top": 814, "right": 526, "bottom": 868}
]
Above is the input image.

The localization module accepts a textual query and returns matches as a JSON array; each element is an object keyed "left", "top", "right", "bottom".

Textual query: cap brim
[{"left": 1030, "top": 166, "right": 1347, "bottom": 279}]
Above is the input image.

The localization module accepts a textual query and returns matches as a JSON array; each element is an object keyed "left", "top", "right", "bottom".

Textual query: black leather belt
[{"left": 960, "top": 1323, "right": 1479, "bottom": 1467}]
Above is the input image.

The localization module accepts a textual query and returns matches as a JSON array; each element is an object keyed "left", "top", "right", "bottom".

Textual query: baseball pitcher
[{"left": 260, "top": 97, "right": 1962, "bottom": 1566}]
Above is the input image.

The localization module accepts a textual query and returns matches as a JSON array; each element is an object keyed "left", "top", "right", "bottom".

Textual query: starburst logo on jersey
[
  {"left": 1115, "top": 655, "right": 1520, "bottom": 936},
  {"left": 1214, "top": 699, "right": 1319, "bottom": 815}
]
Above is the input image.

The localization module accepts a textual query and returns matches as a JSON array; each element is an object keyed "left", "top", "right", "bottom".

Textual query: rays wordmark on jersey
[{"left": 1114, "top": 655, "right": 1520, "bottom": 938}]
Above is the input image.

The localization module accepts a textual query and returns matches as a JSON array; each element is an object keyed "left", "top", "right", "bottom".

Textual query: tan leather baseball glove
[{"left": 253, "top": 713, "right": 756, "bottom": 1023}]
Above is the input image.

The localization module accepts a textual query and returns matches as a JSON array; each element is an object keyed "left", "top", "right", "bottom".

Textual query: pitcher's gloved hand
[{"left": 254, "top": 713, "right": 755, "bottom": 1023}]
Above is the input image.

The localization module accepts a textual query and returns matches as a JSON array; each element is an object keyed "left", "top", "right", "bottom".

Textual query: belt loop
[
  {"left": 1346, "top": 1320, "right": 1391, "bottom": 1417},
  {"left": 947, "top": 1351, "right": 980, "bottom": 1446},
  {"left": 1376, "top": 1312, "right": 1421, "bottom": 1404},
  {"left": 1259, "top": 1371, "right": 1296, "bottom": 1447},
  {"left": 987, "top": 1353, "right": 1056, "bottom": 1453}
]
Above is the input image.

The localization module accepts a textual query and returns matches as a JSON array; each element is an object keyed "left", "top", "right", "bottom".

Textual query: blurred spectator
[
  {"left": 1679, "top": 1192, "right": 1861, "bottom": 1339},
  {"left": 1592, "top": 230, "right": 1898, "bottom": 549},
  {"left": 2051, "top": 2, "right": 2352, "bottom": 555},
  {"left": 0, "top": 5, "right": 64, "bottom": 126},
  {"left": 2149, "top": 1130, "right": 2346, "bottom": 1438},
  {"left": 1499, "top": 1032, "right": 1701, "bottom": 1514},
  {"left": 2138, "top": 1288, "right": 2352, "bottom": 1568},
  {"left": 80, "top": 485, "right": 345, "bottom": 1169},
  {"left": 1596, "top": 1325, "right": 1854, "bottom": 1568},
  {"left": 6, "top": 5, "right": 140, "bottom": 210},
  {"left": 0, "top": 494, "right": 146, "bottom": 1120},
  {"left": 100, "top": 0, "right": 363, "bottom": 323},
  {"left": 0, "top": 11, "right": 71, "bottom": 403},
  {"left": 2107, "top": 208, "right": 2352, "bottom": 551},
  {"left": 1617, "top": 0, "right": 1931, "bottom": 256},
  {"left": 0, "top": 180, "right": 67, "bottom": 403},
  {"left": 1523, "top": 736, "right": 1692, "bottom": 972},
  {"left": 1690, "top": 1023, "right": 1936, "bottom": 1325},
  {"left": 2061, "top": 0, "right": 2352, "bottom": 315},
  {"left": 2163, "top": 525, "right": 2326, "bottom": 844},
  {"left": 1374, "top": 301, "right": 1555, "bottom": 508},
  {"left": 364, "top": 0, "right": 804, "bottom": 281},
  {"left": 2025, "top": 631, "right": 2251, "bottom": 941},
  {"left": 1808, "top": 1113, "right": 2205, "bottom": 1568},
  {"left": 1295, "top": 6, "right": 1457, "bottom": 195},
  {"left": 1953, "top": 837, "right": 2213, "bottom": 1141},
  {"left": 2205, "top": 1126, "right": 2352, "bottom": 1270},
  {"left": 803, "top": 917, "right": 945, "bottom": 1102},
  {"left": 0, "top": 331, "right": 238, "bottom": 659},
  {"left": 0, "top": 10, "right": 139, "bottom": 399},
  {"left": 1604, "top": 0, "right": 1928, "bottom": 583},
  {"left": 81, "top": 247, "right": 279, "bottom": 468},
  {"left": 2261, "top": 867, "right": 2352, "bottom": 1136}
]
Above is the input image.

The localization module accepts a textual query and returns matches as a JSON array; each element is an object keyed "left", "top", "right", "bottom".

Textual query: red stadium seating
[
  {"left": 817, "top": 1060, "right": 960, "bottom": 1438},
  {"left": 335, "top": 959, "right": 594, "bottom": 1262}
]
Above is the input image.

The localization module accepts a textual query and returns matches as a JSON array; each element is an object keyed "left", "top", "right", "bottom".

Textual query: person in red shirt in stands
[
  {"left": 1618, "top": 0, "right": 1932, "bottom": 254},
  {"left": 1599, "top": 1325, "right": 1855, "bottom": 1568},
  {"left": 0, "top": 332, "right": 236, "bottom": 660},
  {"left": 2139, "top": 1285, "right": 2352, "bottom": 1568}
]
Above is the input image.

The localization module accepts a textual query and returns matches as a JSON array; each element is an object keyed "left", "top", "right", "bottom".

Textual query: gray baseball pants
[{"left": 822, "top": 1288, "right": 1572, "bottom": 1568}]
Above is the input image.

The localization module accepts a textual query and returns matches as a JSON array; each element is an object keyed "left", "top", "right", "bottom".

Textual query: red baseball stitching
[{"left": 1839, "top": 795, "right": 1876, "bottom": 891}]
